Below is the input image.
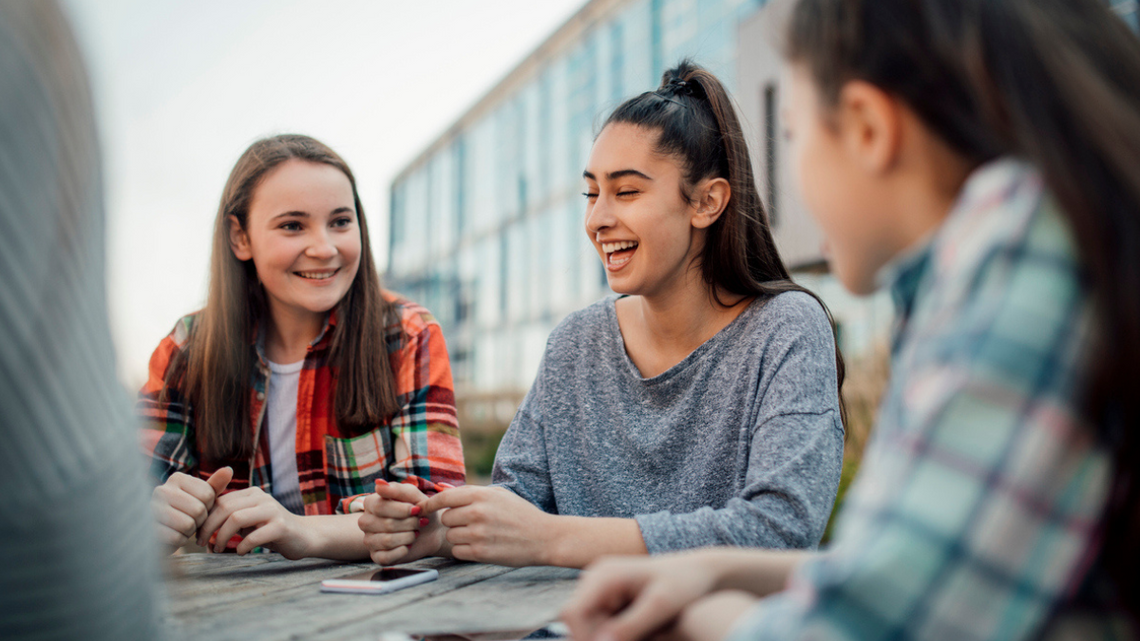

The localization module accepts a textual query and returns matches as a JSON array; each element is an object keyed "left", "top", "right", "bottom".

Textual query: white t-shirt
[{"left": 266, "top": 359, "right": 305, "bottom": 515}]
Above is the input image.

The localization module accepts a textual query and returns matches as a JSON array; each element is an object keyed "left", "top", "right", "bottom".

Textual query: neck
[
  {"left": 632, "top": 264, "right": 747, "bottom": 353},
  {"left": 265, "top": 304, "right": 325, "bottom": 364}
]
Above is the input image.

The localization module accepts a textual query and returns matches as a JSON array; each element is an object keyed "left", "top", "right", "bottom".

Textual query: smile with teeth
[
  {"left": 295, "top": 268, "right": 339, "bottom": 281},
  {"left": 602, "top": 240, "right": 638, "bottom": 270}
]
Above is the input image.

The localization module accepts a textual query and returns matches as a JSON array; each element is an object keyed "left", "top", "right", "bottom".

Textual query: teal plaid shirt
[{"left": 729, "top": 159, "right": 1133, "bottom": 640}]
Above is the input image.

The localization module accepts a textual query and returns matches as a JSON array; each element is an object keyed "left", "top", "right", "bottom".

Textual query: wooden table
[{"left": 164, "top": 554, "right": 580, "bottom": 640}]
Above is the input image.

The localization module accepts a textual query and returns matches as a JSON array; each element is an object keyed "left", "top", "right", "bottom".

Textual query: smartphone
[{"left": 320, "top": 567, "right": 439, "bottom": 594}]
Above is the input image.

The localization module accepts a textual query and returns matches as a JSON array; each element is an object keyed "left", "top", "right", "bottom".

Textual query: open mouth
[
  {"left": 294, "top": 268, "right": 340, "bottom": 281},
  {"left": 602, "top": 240, "right": 638, "bottom": 270}
]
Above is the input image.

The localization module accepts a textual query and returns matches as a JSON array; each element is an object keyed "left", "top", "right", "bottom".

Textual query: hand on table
[
  {"left": 197, "top": 485, "right": 311, "bottom": 558},
  {"left": 420, "top": 485, "right": 554, "bottom": 566},
  {"left": 150, "top": 467, "right": 232, "bottom": 552},
  {"left": 359, "top": 479, "right": 449, "bottom": 565},
  {"left": 561, "top": 552, "right": 739, "bottom": 641}
]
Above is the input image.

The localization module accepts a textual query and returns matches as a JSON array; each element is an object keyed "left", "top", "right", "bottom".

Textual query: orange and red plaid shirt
[{"left": 138, "top": 293, "right": 465, "bottom": 515}]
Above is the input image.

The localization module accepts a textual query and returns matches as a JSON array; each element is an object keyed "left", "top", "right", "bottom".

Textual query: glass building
[
  {"left": 388, "top": 0, "right": 771, "bottom": 393},
  {"left": 388, "top": 0, "right": 1140, "bottom": 395}
]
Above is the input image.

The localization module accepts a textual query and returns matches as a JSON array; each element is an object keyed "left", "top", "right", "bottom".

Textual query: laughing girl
[
  {"left": 140, "top": 134, "right": 465, "bottom": 560},
  {"left": 359, "top": 62, "right": 846, "bottom": 569}
]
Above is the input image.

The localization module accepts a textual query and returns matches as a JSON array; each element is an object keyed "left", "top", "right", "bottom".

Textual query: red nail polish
[
  {"left": 414, "top": 530, "right": 421, "bottom": 539},
  {"left": 419, "top": 517, "right": 429, "bottom": 527},
  {"left": 375, "top": 479, "right": 389, "bottom": 487},
  {"left": 410, "top": 505, "right": 422, "bottom": 516}
]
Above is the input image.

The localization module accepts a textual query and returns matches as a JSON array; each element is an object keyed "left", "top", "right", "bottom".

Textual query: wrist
[{"left": 537, "top": 512, "right": 569, "bottom": 567}]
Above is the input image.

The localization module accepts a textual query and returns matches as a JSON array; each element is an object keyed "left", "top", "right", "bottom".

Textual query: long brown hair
[
  {"left": 604, "top": 60, "right": 847, "bottom": 425},
  {"left": 166, "top": 134, "right": 401, "bottom": 461},
  {"left": 786, "top": 0, "right": 1140, "bottom": 613}
]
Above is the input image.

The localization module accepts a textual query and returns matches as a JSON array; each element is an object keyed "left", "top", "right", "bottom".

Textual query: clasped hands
[
  {"left": 150, "top": 467, "right": 313, "bottom": 558},
  {"left": 358, "top": 480, "right": 553, "bottom": 567}
]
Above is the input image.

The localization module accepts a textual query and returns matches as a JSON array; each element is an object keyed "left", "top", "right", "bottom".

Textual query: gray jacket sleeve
[
  {"left": 635, "top": 300, "right": 845, "bottom": 554},
  {"left": 490, "top": 366, "right": 557, "bottom": 513}
]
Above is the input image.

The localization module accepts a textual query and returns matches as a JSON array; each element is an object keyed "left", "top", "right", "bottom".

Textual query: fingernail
[
  {"left": 438, "top": 482, "right": 456, "bottom": 489},
  {"left": 375, "top": 479, "right": 389, "bottom": 487},
  {"left": 419, "top": 517, "right": 429, "bottom": 527},
  {"left": 414, "top": 530, "right": 421, "bottom": 539},
  {"left": 410, "top": 505, "right": 422, "bottom": 516}
]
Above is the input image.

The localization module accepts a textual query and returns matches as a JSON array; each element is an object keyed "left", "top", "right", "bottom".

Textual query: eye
[
  {"left": 616, "top": 190, "right": 639, "bottom": 198},
  {"left": 582, "top": 192, "right": 598, "bottom": 200},
  {"left": 280, "top": 221, "right": 302, "bottom": 231},
  {"left": 331, "top": 216, "right": 353, "bottom": 228}
]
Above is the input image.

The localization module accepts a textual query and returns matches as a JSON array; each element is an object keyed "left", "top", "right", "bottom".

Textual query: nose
[
  {"left": 584, "top": 195, "right": 615, "bottom": 240},
  {"left": 305, "top": 228, "right": 337, "bottom": 260}
]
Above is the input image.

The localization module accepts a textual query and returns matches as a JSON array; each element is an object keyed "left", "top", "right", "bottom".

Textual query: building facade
[
  {"left": 388, "top": 0, "right": 1139, "bottom": 396},
  {"left": 388, "top": 0, "right": 772, "bottom": 393}
]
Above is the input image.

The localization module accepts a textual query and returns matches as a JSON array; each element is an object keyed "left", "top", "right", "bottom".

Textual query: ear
[
  {"left": 835, "top": 80, "right": 902, "bottom": 175},
  {"left": 690, "top": 177, "right": 731, "bottom": 230},
  {"left": 228, "top": 215, "right": 253, "bottom": 261}
]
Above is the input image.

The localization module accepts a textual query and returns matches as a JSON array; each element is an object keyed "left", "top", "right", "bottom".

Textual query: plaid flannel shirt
[
  {"left": 728, "top": 159, "right": 1133, "bottom": 640},
  {"left": 139, "top": 293, "right": 465, "bottom": 516}
]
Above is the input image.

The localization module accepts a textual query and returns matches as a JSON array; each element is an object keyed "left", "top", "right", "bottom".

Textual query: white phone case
[{"left": 320, "top": 568, "right": 439, "bottom": 594}]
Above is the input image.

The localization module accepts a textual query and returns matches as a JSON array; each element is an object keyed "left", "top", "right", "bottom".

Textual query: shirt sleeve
[
  {"left": 634, "top": 303, "right": 845, "bottom": 553},
  {"left": 136, "top": 320, "right": 199, "bottom": 484},
  {"left": 385, "top": 319, "right": 466, "bottom": 496},
  {"left": 489, "top": 376, "right": 557, "bottom": 513},
  {"left": 724, "top": 238, "right": 1111, "bottom": 640}
]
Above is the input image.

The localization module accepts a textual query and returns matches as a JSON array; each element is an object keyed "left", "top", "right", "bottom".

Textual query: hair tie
[{"left": 664, "top": 78, "right": 694, "bottom": 97}]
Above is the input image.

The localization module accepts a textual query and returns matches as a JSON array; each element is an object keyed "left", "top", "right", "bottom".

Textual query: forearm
[
  {"left": 546, "top": 516, "right": 648, "bottom": 569},
  {"left": 702, "top": 547, "right": 809, "bottom": 597},
  {"left": 303, "top": 514, "right": 369, "bottom": 561}
]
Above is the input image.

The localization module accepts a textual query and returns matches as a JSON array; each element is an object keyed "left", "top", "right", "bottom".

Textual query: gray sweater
[{"left": 492, "top": 292, "right": 845, "bottom": 554}]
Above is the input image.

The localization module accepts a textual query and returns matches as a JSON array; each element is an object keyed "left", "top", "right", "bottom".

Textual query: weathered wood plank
[
  {"left": 165, "top": 554, "right": 524, "bottom": 640},
  {"left": 313, "top": 566, "right": 581, "bottom": 638}
]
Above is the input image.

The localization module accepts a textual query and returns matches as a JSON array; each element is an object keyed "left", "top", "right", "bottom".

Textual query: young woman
[
  {"left": 358, "top": 62, "right": 847, "bottom": 569},
  {"left": 140, "top": 134, "right": 465, "bottom": 560},
  {"left": 561, "top": 0, "right": 1140, "bottom": 639}
]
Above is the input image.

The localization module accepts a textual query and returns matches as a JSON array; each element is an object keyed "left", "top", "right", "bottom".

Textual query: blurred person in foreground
[
  {"left": 0, "top": 2, "right": 164, "bottom": 639},
  {"left": 562, "top": 0, "right": 1140, "bottom": 639}
]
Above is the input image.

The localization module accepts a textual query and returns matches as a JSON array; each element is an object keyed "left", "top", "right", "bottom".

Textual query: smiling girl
[
  {"left": 561, "top": 0, "right": 1140, "bottom": 639},
  {"left": 358, "top": 62, "right": 846, "bottom": 569},
  {"left": 140, "top": 134, "right": 465, "bottom": 560}
]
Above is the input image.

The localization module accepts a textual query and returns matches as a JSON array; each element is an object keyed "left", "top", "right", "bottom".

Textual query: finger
[
  {"left": 156, "top": 523, "right": 190, "bottom": 549},
  {"left": 422, "top": 486, "right": 482, "bottom": 514},
  {"left": 155, "top": 504, "right": 197, "bottom": 540},
  {"left": 443, "top": 523, "right": 481, "bottom": 546},
  {"left": 357, "top": 511, "right": 421, "bottom": 534},
  {"left": 363, "top": 530, "right": 417, "bottom": 553},
  {"left": 198, "top": 490, "right": 264, "bottom": 545},
  {"left": 439, "top": 503, "right": 481, "bottom": 529},
  {"left": 157, "top": 486, "right": 210, "bottom": 529},
  {"left": 450, "top": 543, "right": 477, "bottom": 562},
  {"left": 375, "top": 480, "right": 429, "bottom": 508},
  {"left": 169, "top": 472, "right": 218, "bottom": 506},
  {"left": 363, "top": 493, "right": 422, "bottom": 519},
  {"left": 563, "top": 571, "right": 646, "bottom": 641},
  {"left": 203, "top": 467, "right": 234, "bottom": 509},
  {"left": 235, "top": 521, "right": 282, "bottom": 555},
  {"left": 370, "top": 545, "right": 409, "bottom": 566},
  {"left": 601, "top": 585, "right": 683, "bottom": 641},
  {"left": 213, "top": 506, "right": 270, "bottom": 553}
]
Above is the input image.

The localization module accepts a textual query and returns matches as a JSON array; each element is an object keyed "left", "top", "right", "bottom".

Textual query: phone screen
[{"left": 340, "top": 568, "right": 430, "bottom": 583}]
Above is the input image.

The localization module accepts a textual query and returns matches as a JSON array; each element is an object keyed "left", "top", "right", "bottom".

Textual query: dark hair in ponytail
[
  {"left": 786, "top": 0, "right": 1140, "bottom": 613},
  {"left": 604, "top": 59, "right": 846, "bottom": 425}
]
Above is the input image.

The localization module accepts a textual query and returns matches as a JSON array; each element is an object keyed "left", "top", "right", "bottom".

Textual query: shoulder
[
  {"left": 382, "top": 290, "right": 442, "bottom": 343},
  {"left": 545, "top": 296, "right": 614, "bottom": 350},
  {"left": 746, "top": 291, "right": 834, "bottom": 347}
]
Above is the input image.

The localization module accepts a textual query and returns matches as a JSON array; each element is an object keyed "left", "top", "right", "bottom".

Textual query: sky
[{"left": 60, "top": 0, "right": 587, "bottom": 388}]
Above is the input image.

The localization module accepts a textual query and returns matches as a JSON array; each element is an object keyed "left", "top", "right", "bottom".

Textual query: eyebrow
[
  {"left": 270, "top": 206, "right": 354, "bottom": 222},
  {"left": 582, "top": 169, "right": 654, "bottom": 182}
]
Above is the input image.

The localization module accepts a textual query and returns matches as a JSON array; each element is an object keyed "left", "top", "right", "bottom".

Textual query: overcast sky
[{"left": 60, "top": 0, "right": 586, "bottom": 387}]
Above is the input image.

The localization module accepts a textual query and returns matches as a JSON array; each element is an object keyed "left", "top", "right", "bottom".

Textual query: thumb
[{"left": 205, "top": 467, "right": 233, "bottom": 505}]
